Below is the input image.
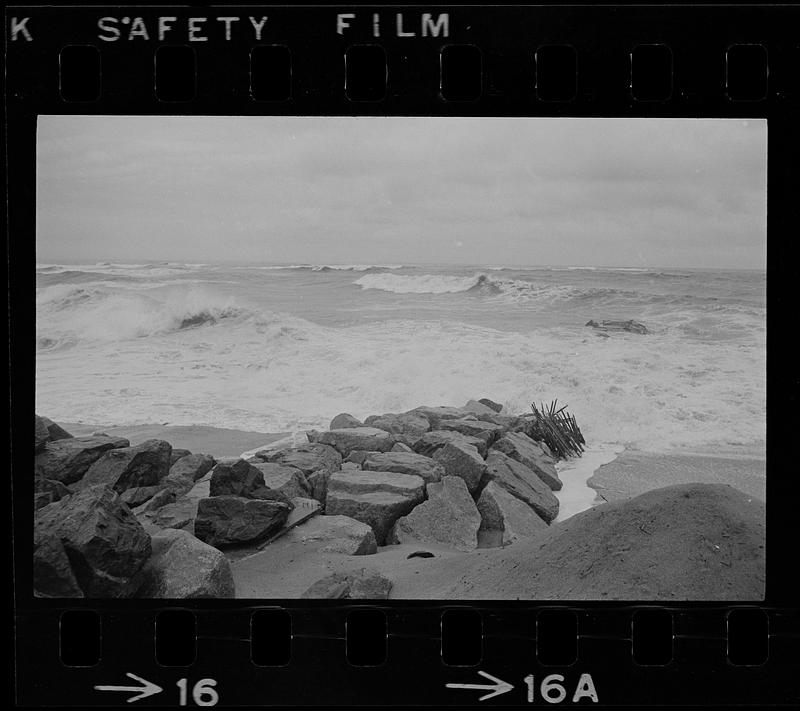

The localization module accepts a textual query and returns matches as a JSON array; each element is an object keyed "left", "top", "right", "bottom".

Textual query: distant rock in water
[
  {"left": 467, "top": 274, "right": 502, "bottom": 295},
  {"left": 177, "top": 307, "right": 243, "bottom": 330},
  {"left": 586, "top": 319, "right": 648, "bottom": 335}
]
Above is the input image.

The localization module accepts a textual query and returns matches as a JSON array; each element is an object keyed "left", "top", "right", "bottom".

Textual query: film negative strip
[{"left": 9, "top": 2, "right": 799, "bottom": 707}]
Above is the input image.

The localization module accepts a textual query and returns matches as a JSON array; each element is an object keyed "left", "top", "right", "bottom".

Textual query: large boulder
[
  {"left": 34, "top": 435, "right": 130, "bottom": 485},
  {"left": 388, "top": 476, "right": 481, "bottom": 551},
  {"left": 138, "top": 474, "right": 211, "bottom": 533},
  {"left": 134, "top": 529, "right": 235, "bottom": 598},
  {"left": 256, "top": 443, "right": 341, "bottom": 475},
  {"left": 209, "top": 459, "right": 266, "bottom": 498},
  {"left": 413, "top": 429, "right": 489, "bottom": 458},
  {"left": 437, "top": 417, "right": 506, "bottom": 447},
  {"left": 34, "top": 475, "right": 71, "bottom": 511},
  {"left": 301, "top": 569, "right": 392, "bottom": 599},
  {"left": 478, "top": 398, "right": 504, "bottom": 413},
  {"left": 307, "top": 427, "right": 395, "bottom": 456},
  {"left": 33, "top": 528, "right": 84, "bottom": 597},
  {"left": 462, "top": 399, "right": 501, "bottom": 416},
  {"left": 41, "top": 416, "right": 74, "bottom": 441},
  {"left": 432, "top": 441, "right": 487, "bottom": 494},
  {"left": 363, "top": 411, "right": 431, "bottom": 440},
  {"left": 483, "top": 451, "right": 560, "bottom": 524},
  {"left": 194, "top": 496, "right": 291, "bottom": 548},
  {"left": 120, "top": 485, "right": 162, "bottom": 508},
  {"left": 75, "top": 439, "right": 172, "bottom": 493},
  {"left": 409, "top": 405, "right": 470, "bottom": 429},
  {"left": 325, "top": 471, "right": 425, "bottom": 544},
  {"left": 477, "top": 480, "right": 549, "bottom": 544},
  {"left": 169, "top": 448, "right": 192, "bottom": 465},
  {"left": 34, "top": 485, "right": 151, "bottom": 597},
  {"left": 284, "top": 515, "right": 377, "bottom": 555},
  {"left": 169, "top": 453, "right": 215, "bottom": 482},
  {"left": 35, "top": 415, "right": 73, "bottom": 453},
  {"left": 257, "top": 443, "right": 341, "bottom": 502},
  {"left": 252, "top": 462, "right": 311, "bottom": 499},
  {"left": 492, "top": 432, "right": 562, "bottom": 491},
  {"left": 329, "top": 413, "right": 363, "bottom": 429},
  {"left": 35, "top": 416, "right": 50, "bottom": 453},
  {"left": 360, "top": 451, "right": 445, "bottom": 485},
  {"left": 326, "top": 469, "right": 426, "bottom": 500}
]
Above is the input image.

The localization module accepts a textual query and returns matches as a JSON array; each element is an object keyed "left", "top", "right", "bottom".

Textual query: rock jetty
[{"left": 33, "top": 403, "right": 765, "bottom": 601}]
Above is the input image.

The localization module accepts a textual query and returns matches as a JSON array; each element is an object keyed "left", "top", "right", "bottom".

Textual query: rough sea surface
[{"left": 36, "top": 262, "right": 765, "bottom": 457}]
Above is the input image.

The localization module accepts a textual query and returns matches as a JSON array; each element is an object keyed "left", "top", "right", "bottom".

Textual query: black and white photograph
[{"left": 33, "top": 115, "right": 766, "bottom": 600}]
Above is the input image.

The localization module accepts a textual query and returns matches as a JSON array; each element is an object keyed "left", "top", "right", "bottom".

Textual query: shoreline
[
  {"left": 58, "top": 422, "right": 287, "bottom": 459},
  {"left": 61, "top": 420, "right": 766, "bottom": 515},
  {"left": 588, "top": 448, "right": 766, "bottom": 503}
]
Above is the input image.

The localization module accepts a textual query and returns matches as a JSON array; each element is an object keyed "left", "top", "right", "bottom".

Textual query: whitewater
[{"left": 35, "top": 262, "right": 766, "bottom": 457}]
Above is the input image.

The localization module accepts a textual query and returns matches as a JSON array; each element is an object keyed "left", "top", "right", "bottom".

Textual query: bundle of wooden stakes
[{"left": 527, "top": 400, "right": 585, "bottom": 460}]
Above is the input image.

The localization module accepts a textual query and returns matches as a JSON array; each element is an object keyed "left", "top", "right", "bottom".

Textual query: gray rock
[
  {"left": 391, "top": 442, "right": 414, "bottom": 453},
  {"left": 341, "top": 462, "right": 362, "bottom": 471},
  {"left": 134, "top": 529, "right": 235, "bottom": 598},
  {"left": 35, "top": 416, "right": 51, "bottom": 453},
  {"left": 194, "top": 496, "right": 291, "bottom": 548},
  {"left": 284, "top": 515, "right": 377, "bottom": 555},
  {"left": 209, "top": 458, "right": 266, "bottom": 498},
  {"left": 169, "top": 448, "right": 192, "bottom": 465},
  {"left": 35, "top": 416, "right": 73, "bottom": 453},
  {"left": 477, "top": 480, "right": 549, "bottom": 544},
  {"left": 327, "top": 469, "right": 426, "bottom": 500},
  {"left": 76, "top": 439, "right": 172, "bottom": 493},
  {"left": 462, "top": 399, "right": 501, "bottom": 416},
  {"left": 33, "top": 528, "right": 84, "bottom": 598},
  {"left": 413, "top": 429, "right": 489, "bottom": 458},
  {"left": 325, "top": 487, "right": 423, "bottom": 545},
  {"left": 120, "top": 485, "right": 162, "bottom": 508},
  {"left": 160, "top": 471, "right": 196, "bottom": 498},
  {"left": 255, "top": 444, "right": 343, "bottom": 504},
  {"left": 258, "top": 443, "right": 342, "bottom": 477},
  {"left": 492, "top": 432, "right": 562, "bottom": 491},
  {"left": 408, "top": 405, "right": 469, "bottom": 428},
  {"left": 35, "top": 435, "right": 130, "bottom": 485},
  {"left": 438, "top": 417, "right": 506, "bottom": 447},
  {"left": 301, "top": 569, "right": 392, "bottom": 599},
  {"left": 307, "top": 427, "right": 395, "bottom": 456},
  {"left": 478, "top": 398, "right": 504, "bottom": 413},
  {"left": 34, "top": 475, "right": 71, "bottom": 510},
  {"left": 361, "top": 451, "right": 445, "bottom": 485},
  {"left": 138, "top": 475, "right": 211, "bottom": 532},
  {"left": 432, "top": 441, "right": 487, "bottom": 494},
  {"left": 388, "top": 477, "right": 481, "bottom": 551},
  {"left": 34, "top": 485, "right": 151, "bottom": 597},
  {"left": 586, "top": 319, "right": 648, "bottom": 335},
  {"left": 139, "top": 488, "right": 177, "bottom": 513},
  {"left": 329, "top": 413, "right": 363, "bottom": 429},
  {"left": 252, "top": 462, "right": 311, "bottom": 499},
  {"left": 363, "top": 412, "right": 431, "bottom": 439},
  {"left": 169, "top": 453, "right": 215, "bottom": 482},
  {"left": 483, "top": 450, "right": 560, "bottom": 524}
]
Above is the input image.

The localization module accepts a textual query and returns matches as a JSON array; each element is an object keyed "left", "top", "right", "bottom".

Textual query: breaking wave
[{"left": 36, "top": 284, "right": 253, "bottom": 347}]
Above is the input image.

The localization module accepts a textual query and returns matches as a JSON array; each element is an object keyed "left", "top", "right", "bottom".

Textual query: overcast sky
[{"left": 37, "top": 116, "right": 766, "bottom": 268}]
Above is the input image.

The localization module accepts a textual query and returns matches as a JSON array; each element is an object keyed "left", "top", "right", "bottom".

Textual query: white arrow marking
[
  {"left": 94, "top": 672, "right": 163, "bottom": 703},
  {"left": 446, "top": 670, "right": 514, "bottom": 701}
]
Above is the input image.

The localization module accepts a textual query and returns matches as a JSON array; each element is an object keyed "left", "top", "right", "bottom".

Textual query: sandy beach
[{"left": 589, "top": 449, "right": 766, "bottom": 503}]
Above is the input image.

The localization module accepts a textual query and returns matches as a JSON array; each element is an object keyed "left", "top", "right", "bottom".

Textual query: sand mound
[
  {"left": 232, "top": 483, "right": 765, "bottom": 600},
  {"left": 422, "top": 483, "right": 765, "bottom": 600}
]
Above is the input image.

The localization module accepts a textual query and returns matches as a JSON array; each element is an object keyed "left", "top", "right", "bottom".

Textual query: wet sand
[
  {"left": 589, "top": 449, "right": 766, "bottom": 503},
  {"left": 59, "top": 422, "right": 287, "bottom": 459}
]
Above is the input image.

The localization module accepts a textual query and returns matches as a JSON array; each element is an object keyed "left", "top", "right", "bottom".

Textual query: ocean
[{"left": 35, "top": 262, "right": 766, "bottom": 457}]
